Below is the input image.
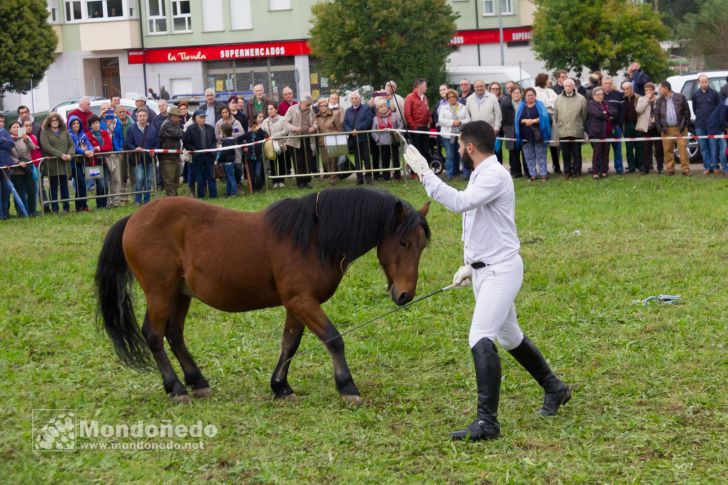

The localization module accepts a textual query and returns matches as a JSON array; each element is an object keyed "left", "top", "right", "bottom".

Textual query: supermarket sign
[
  {"left": 128, "top": 27, "right": 532, "bottom": 64},
  {"left": 128, "top": 40, "right": 311, "bottom": 64},
  {"left": 449, "top": 27, "right": 532, "bottom": 46}
]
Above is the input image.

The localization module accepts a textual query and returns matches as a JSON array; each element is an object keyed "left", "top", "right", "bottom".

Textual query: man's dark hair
[
  {"left": 459, "top": 120, "right": 496, "bottom": 155},
  {"left": 413, "top": 78, "right": 426, "bottom": 89},
  {"left": 17, "top": 105, "right": 30, "bottom": 114},
  {"left": 87, "top": 114, "right": 101, "bottom": 127},
  {"left": 0, "top": 114, "right": 4, "bottom": 120},
  {"left": 660, "top": 80, "right": 672, "bottom": 91}
]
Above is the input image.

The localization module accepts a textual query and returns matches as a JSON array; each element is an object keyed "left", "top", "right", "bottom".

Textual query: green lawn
[{"left": 2, "top": 174, "right": 727, "bottom": 483}]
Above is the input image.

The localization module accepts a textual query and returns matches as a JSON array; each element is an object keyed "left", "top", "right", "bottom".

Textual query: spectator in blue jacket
[
  {"left": 68, "top": 115, "right": 93, "bottom": 212},
  {"left": 124, "top": 109, "right": 158, "bottom": 205},
  {"left": 344, "top": 91, "right": 375, "bottom": 185},
  {"left": 0, "top": 115, "right": 15, "bottom": 220},
  {"left": 112, "top": 105, "right": 134, "bottom": 205},
  {"left": 515, "top": 87, "right": 552, "bottom": 181},
  {"left": 692, "top": 74, "right": 722, "bottom": 175},
  {"left": 627, "top": 63, "right": 652, "bottom": 96}
]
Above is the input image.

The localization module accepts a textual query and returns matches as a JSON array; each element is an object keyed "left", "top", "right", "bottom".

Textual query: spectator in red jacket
[
  {"left": 85, "top": 114, "right": 112, "bottom": 208},
  {"left": 404, "top": 79, "right": 431, "bottom": 163},
  {"left": 67, "top": 97, "right": 94, "bottom": 132},
  {"left": 277, "top": 86, "right": 298, "bottom": 116}
]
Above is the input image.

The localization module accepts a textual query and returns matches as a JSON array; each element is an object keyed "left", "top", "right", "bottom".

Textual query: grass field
[{"left": 2, "top": 172, "right": 727, "bottom": 483}]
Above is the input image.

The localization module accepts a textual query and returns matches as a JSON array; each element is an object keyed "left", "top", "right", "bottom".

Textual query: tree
[
  {"left": 0, "top": 0, "right": 57, "bottom": 96},
  {"left": 651, "top": 0, "right": 700, "bottom": 32},
  {"left": 531, "top": 0, "right": 670, "bottom": 80},
  {"left": 309, "top": 0, "right": 458, "bottom": 97},
  {"left": 678, "top": 0, "right": 728, "bottom": 69}
]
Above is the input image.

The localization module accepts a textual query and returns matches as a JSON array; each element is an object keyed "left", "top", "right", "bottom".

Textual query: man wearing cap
[
  {"left": 132, "top": 95, "right": 157, "bottom": 125},
  {"left": 158, "top": 106, "right": 184, "bottom": 196},
  {"left": 404, "top": 121, "right": 571, "bottom": 441},
  {"left": 183, "top": 109, "right": 217, "bottom": 198}
]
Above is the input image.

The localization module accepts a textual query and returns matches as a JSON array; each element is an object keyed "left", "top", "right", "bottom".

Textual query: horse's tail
[{"left": 95, "top": 216, "right": 153, "bottom": 370}]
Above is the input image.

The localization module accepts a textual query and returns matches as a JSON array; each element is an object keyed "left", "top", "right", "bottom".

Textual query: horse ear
[
  {"left": 418, "top": 202, "right": 431, "bottom": 218},
  {"left": 395, "top": 201, "right": 407, "bottom": 223}
]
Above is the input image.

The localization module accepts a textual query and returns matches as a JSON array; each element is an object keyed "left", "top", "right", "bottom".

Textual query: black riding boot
[
  {"left": 508, "top": 335, "right": 571, "bottom": 416},
  {"left": 451, "top": 338, "right": 501, "bottom": 441}
]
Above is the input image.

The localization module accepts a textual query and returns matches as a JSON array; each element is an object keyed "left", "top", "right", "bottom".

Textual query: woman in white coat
[{"left": 437, "top": 89, "right": 471, "bottom": 179}]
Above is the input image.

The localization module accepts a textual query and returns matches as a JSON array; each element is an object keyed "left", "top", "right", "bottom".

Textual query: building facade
[{"left": 6, "top": 0, "right": 545, "bottom": 112}]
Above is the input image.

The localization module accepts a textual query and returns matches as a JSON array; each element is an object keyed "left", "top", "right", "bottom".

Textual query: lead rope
[{"left": 280, "top": 284, "right": 456, "bottom": 366}]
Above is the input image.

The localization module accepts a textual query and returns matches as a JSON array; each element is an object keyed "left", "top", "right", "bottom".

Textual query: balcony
[{"left": 76, "top": 19, "right": 141, "bottom": 51}]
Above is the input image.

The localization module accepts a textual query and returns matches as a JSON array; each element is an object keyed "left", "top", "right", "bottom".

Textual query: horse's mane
[{"left": 264, "top": 188, "right": 430, "bottom": 265}]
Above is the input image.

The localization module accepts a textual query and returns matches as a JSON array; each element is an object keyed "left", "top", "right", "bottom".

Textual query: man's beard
[{"left": 462, "top": 150, "right": 474, "bottom": 171}]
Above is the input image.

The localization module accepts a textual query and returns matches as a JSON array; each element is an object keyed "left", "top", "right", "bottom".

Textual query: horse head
[{"left": 377, "top": 201, "right": 431, "bottom": 306}]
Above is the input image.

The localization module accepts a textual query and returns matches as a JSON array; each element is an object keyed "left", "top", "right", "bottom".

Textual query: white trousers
[{"left": 468, "top": 255, "right": 525, "bottom": 350}]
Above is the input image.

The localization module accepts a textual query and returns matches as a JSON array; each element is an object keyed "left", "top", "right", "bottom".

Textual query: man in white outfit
[{"left": 404, "top": 121, "right": 571, "bottom": 441}]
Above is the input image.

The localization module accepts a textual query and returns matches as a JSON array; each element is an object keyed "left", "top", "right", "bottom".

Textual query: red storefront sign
[
  {"left": 128, "top": 39, "right": 311, "bottom": 64},
  {"left": 127, "top": 27, "right": 532, "bottom": 65},
  {"left": 449, "top": 27, "right": 532, "bottom": 46}
]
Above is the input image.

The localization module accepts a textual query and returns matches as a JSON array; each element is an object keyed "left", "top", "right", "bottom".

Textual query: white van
[{"left": 446, "top": 65, "right": 534, "bottom": 89}]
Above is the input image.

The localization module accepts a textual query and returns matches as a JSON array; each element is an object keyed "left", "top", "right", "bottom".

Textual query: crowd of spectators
[{"left": 1, "top": 66, "right": 727, "bottom": 220}]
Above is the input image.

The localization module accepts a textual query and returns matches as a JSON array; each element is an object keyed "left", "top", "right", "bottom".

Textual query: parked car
[
  {"left": 54, "top": 98, "right": 161, "bottom": 123},
  {"left": 666, "top": 70, "right": 728, "bottom": 163},
  {"left": 170, "top": 91, "right": 252, "bottom": 111},
  {"left": 446, "top": 65, "right": 534, "bottom": 89}
]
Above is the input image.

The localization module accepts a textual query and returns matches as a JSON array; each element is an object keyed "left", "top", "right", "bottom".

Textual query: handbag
[
  {"left": 531, "top": 125, "right": 543, "bottom": 143},
  {"left": 263, "top": 139, "right": 277, "bottom": 161},
  {"left": 214, "top": 162, "right": 225, "bottom": 179}
]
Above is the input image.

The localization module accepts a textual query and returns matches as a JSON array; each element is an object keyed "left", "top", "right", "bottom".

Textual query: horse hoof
[
  {"left": 171, "top": 394, "right": 191, "bottom": 404},
  {"left": 341, "top": 394, "right": 362, "bottom": 407},
  {"left": 192, "top": 387, "right": 212, "bottom": 398}
]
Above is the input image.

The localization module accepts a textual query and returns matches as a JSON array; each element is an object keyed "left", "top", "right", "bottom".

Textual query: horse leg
[
  {"left": 165, "top": 295, "right": 211, "bottom": 398},
  {"left": 270, "top": 311, "right": 305, "bottom": 400},
  {"left": 291, "top": 301, "right": 361, "bottom": 405},
  {"left": 141, "top": 305, "right": 189, "bottom": 404}
]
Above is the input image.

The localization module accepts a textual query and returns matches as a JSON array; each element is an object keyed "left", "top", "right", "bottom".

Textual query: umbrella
[{"left": 1, "top": 169, "right": 28, "bottom": 217}]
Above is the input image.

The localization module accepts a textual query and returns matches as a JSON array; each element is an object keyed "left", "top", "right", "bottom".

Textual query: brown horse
[{"left": 96, "top": 188, "right": 430, "bottom": 404}]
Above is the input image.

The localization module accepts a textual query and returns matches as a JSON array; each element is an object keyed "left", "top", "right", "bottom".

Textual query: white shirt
[{"left": 422, "top": 155, "right": 520, "bottom": 266}]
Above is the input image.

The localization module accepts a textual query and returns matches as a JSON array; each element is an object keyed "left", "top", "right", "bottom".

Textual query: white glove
[
  {"left": 452, "top": 265, "right": 472, "bottom": 288},
  {"left": 404, "top": 144, "right": 432, "bottom": 178}
]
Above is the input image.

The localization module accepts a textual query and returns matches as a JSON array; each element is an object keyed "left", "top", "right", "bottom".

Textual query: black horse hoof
[
  {"left": 341, "top": 394, "right": 362, "bottom": 407},
  {"left": 192, "top": 387, "right": 212, "bottom": 398},
  {"left": 170, "top": 394, "right": 191, "bottom": 404}
]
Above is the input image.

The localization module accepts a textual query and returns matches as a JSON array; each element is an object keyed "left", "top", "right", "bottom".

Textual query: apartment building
[{"left": 6, "top": 0, "right": 543, "bottom": 111}]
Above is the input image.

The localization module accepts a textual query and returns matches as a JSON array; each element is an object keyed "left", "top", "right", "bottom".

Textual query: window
[
  {"left": 147, "top": 0, "right": 167, "bottom": 33},
  {"left": 269, "top": 0, "right": 291, "bottom": 11},
  {"left": 230, "top": 0, "right": 252, "bottom": 30},
  {"left": 47, "top": 0, "right": 60, "bottom": 23},
  {"left": 106, "top": 0, "right": 123, "bottom": 17},
  {"left": 87, "top": 1, "right": 103, "bottom": 18},
  {"left": 65, "top": 0, "right": 82, "bottom": 21},
  {"left": 203, "top": 0, "right": 224, "bottom": 32},
  {"left": 172, "top": 0, "right": 192, "bottom": 33},
  {"left": 483, "top": 0, "right": 512, "bottom": 15}
]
